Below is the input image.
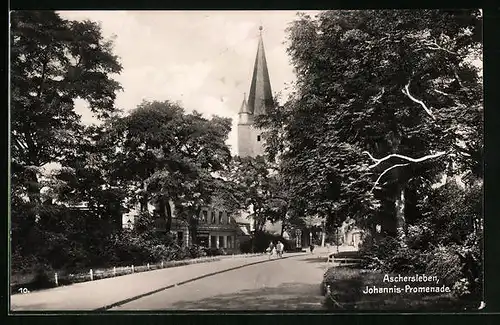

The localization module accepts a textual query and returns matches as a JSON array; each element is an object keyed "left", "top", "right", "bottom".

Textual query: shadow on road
[
  {"left": 170, "top": 282, "right": 326, "bottom": 310},
  {"left": 301, "top": 257, "right": 328, "bottom": 264}
]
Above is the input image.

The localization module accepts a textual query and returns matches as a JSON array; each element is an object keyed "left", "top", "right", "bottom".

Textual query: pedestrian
[
  {"left": 268, "top": 241, "right": 275, "bottom": 259},
  {"left": 271, "top": 245, "right": 277, "bottom": 258},
  {"left": 309, "top": 243, "right": 315, "bottom": 254},
  {"left": 276, "top": 241, "right": 284, "bottom": 258}
]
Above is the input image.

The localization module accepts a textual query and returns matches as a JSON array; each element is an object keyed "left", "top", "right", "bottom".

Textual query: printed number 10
[{"left": 18, "top": 288, "right": 30, "bottom": 294}]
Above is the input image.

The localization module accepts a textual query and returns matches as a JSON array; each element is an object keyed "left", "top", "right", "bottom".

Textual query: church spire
[{"left": 247, "top": 26, "right": 273, "bottom": 116}]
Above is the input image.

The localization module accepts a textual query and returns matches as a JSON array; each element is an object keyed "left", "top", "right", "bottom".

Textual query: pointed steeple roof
[
  {"left": 239, "top": 93, "right": 249, "bottom": 114},
  {"left": 247, "top": 26, "right": 273, "bottom": 116}
]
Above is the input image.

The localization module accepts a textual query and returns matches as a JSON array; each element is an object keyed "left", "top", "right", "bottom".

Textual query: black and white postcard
[{"left": 9, "top": 9, "right": 484, "bottom": 312}]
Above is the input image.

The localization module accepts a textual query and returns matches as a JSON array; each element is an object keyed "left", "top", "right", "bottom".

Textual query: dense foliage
[
  {"left": 10, "top": 11, "right": 238, "bottom": 279},
  {"left": 11, "top": 10, "right": 124, "bottom": 275},
  {"left": 258, "top": 9, "right": 483, "bottom": 299}
]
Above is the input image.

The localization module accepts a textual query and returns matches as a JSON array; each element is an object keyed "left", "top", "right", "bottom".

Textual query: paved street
[
  {"left": 11, "top": 247, "right": 349, "bottom": 311},
  {"left": 10, "top": 254, "right": 280, "bottom": 311},
  {"left": 110, "top": 253, "right": 330, "bottom": 311}
]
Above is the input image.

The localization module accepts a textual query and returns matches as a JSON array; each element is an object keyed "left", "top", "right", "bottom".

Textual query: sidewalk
[
  {"left": 308, "top": 245, "right": 359, "bottom": 259},
  {"left": 10, "top": 252, "right": 305, "bottom": 311}
]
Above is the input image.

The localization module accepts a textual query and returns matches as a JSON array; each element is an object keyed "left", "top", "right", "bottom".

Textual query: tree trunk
[
  {"left": 165, "top": 199, "right": 172, "bottom": 232},
  {"left": 395, "top": 185, "right": 407, "bottom": 246},
  {"left": 158, "top": 196, "right": 172, "bottom": 232},
  {"left": 252, "top": 219, "right": 258, "bottom": 253},
  {"left": 25, "top": 168, "right": 42, "bottom": 225},
  {"left": 189, "top": 207, "right": 201, "bottom": 246},
  {"left": 140, "top": 182, "right": 148, "bottom": 212},
  {"left": 26, "top": 168, "right": 41, "bottom": 206}
]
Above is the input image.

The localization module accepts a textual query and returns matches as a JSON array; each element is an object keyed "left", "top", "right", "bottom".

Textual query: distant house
[
  {"left": 124, "top": 200, "right": 251, "bottom": 253},
  {"left": 340, "top": 218, "right": 364, "bottom": 248}
]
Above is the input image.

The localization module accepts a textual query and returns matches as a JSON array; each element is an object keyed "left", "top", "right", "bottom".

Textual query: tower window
[{"left": 257, "top": 135, "right": 261, "bottom": 142}]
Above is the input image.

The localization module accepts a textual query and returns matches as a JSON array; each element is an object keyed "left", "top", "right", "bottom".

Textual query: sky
[{"left": 58, "top": 11, "right": 320, "bottom": 155}]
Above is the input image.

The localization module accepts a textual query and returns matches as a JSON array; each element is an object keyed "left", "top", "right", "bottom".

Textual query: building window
[
  {"left": 257, "top": 135, "right": 261, "bottom": 141},
  {"left": 227, "top": 235, "right": 233, "bottom": 248},
  {"left": 211, "top": 236, "right": 217, "bottom": 248},
  {"left": 219, "top": 236, "right": 225, "bottom": 248},
  {"left": 219, "top": 211, "right": 223, "bottom": 224},
  {"left": 211, "top": 210, "right": 216, "bottom": 224},
  {"left": 202, "top": 210, "right": 208, "bottom": 222}
]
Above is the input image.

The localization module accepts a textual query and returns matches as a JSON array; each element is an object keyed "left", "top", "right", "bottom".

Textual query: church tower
[{"left": 237, "top": 26, "right": 274, "bottom": 157}]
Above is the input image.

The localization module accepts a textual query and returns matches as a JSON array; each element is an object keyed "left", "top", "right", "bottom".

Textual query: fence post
[
  {"left": 54, "top": 273, "right": 58, "bottom": 286},
  {"left": 132, "top": 265, "right": 134, "bottom": 273},
  {"left": 161, "top": 261, "right": 164, "bottom": 268},
  {"left": 147, "top": 263, "right": 150, "bottom": 270},
  {"left": 90, "top": 269, "right": 93, "bottom": 281},
  {"left": 113, "top": 267, "right": 116, "bottom": 276}
]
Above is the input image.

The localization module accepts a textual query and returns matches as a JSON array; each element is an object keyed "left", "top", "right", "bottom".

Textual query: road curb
[{"left": 96, "top": 253, "right": 307, "bottom": 311}]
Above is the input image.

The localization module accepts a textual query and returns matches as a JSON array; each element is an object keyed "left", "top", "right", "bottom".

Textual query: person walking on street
[
  {"left": 276, "top": 241, "right": 284, "bottom": 258},
  {"left": 268, "top": 241, "right": 275, "bottom": 259}
]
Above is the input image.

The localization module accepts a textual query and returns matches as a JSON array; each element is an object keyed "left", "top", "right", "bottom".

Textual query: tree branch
[
  {"left": 453, "top": 67, "right": 464, "bottom": 88},
  {"left": 426, "top": 41, "right": 458, "bottom": 55},
  {"left": 401, "top": 81, "right": 436, "bottom": 120},
  {"left": 415, "top": 39, "right": 458, "bottom": 55},
  {"left": 371, "top": 163, "right": 409, "bottom": 193},
  {"left": 363, "top": 151, "right": 447, "bottom": 169},
  {"left": 370, "top": 87, "right": 385, "bottom": 104}
]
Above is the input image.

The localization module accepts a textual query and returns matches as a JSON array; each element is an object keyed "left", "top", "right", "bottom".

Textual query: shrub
[
  {"left": 203, "top": 247, "right": 227, "bottom": 257},
  {"left": 425, "top": 233, "right": 482, "bottom": 299},
  {"left": 187, "top": 244, "right": 206, "bottom": 258},
  {"left": 425, "top": 245, "right": 462, "bottom": 286}
]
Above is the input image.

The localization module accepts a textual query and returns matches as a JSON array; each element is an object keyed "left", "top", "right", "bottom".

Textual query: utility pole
[
  {"left": 336, "top": 225, "right": 340, "bottom": 253},
  {"left": 321, "top": 220, "right": 326, "bottom": 247}
]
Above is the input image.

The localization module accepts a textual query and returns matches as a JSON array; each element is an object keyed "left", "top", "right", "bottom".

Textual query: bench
[{"left": 326, "top": 252, "right": 364, "bottom": 265}]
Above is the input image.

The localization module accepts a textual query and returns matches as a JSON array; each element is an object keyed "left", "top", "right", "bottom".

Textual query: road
[
  {"left": 110, "top": 253, "right": 330, "bottom": 311},
  {"left": 11, "top": 248, "right": 345, "bottom": 311}
]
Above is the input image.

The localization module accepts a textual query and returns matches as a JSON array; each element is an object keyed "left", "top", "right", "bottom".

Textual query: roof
[
  {"left": 239, "top": 93, "right": 250, "bottom": 114},
  {"left": 247, "top": 27, "right": 273, "bottom": 116},
  {"left": 232, "top": 214, "right": 252, "bottom": 225},
  {"left": 237, "top": 225, "right": 251, "bottom": 236}
]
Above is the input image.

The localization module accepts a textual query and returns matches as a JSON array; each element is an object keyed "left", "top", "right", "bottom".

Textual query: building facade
[
  {"left": 168, "top": 207, "right": 248, "bottom": 253},
  {"left": 123, "top": 202, "right": 251, "bottom": 253}
]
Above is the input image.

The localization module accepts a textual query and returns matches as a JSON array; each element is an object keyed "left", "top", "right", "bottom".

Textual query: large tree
[
  {"left": 228, "top": 156, "right": 290, "bottom": 234},
  {"left": 258, "top": 10, "right": 482, "bottom": 244},
  {"left": 10, "top": 11, "right": 123, "bottom": 268},
  {"left": 109, "top": 100, "right": 233, "bottom": 243}
]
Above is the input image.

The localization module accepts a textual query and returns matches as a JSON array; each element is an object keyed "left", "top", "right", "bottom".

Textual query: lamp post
[
  {"left": 336, "top": 225, "right": 340, "bottom": 253},
  {"left": 330, "top": 203, "right": 340, "bottom": 253},
  {"left": 321, "top": 220, "right": 326, "bottom": 247}
]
